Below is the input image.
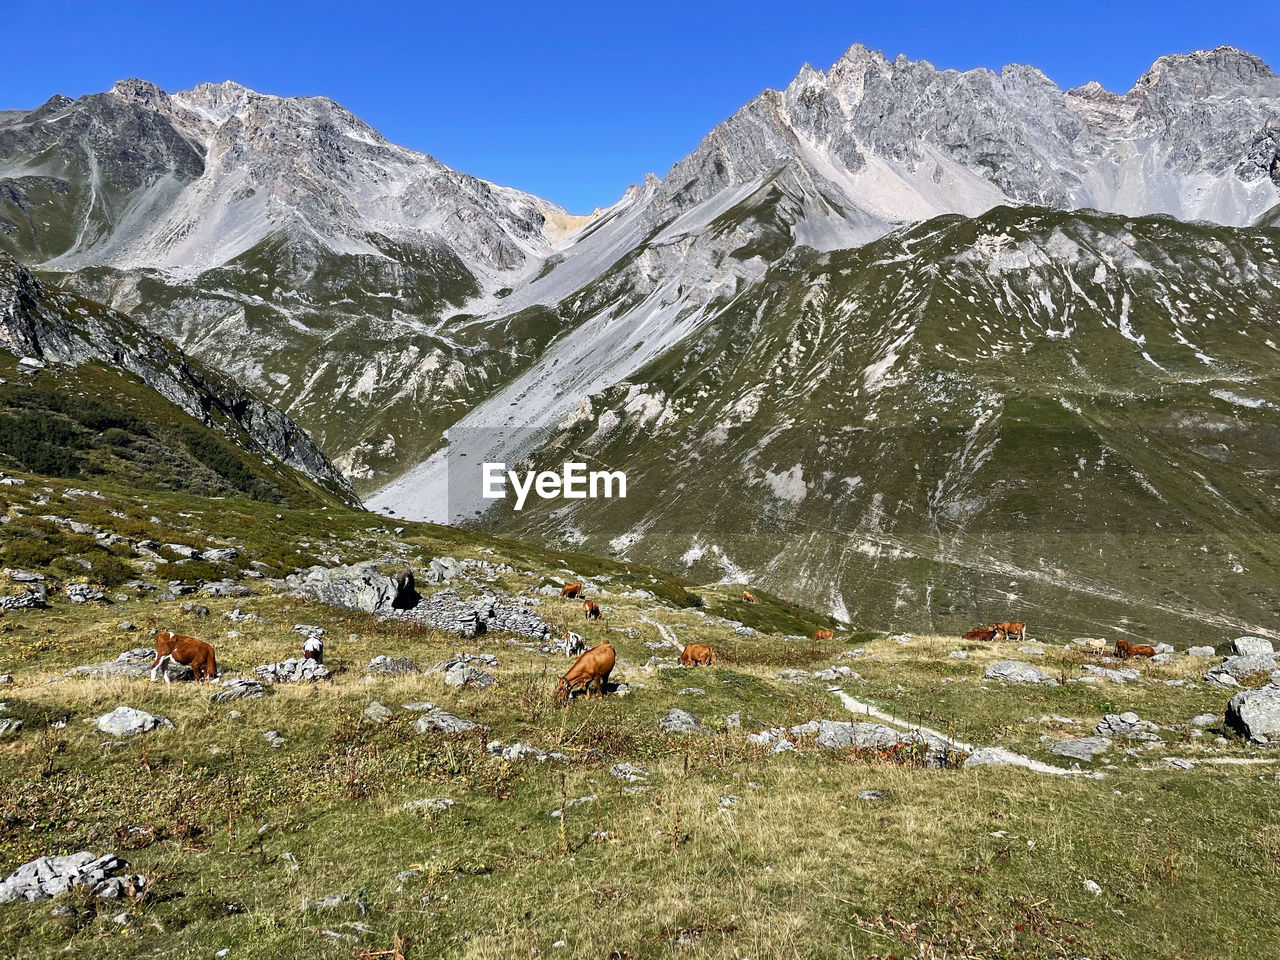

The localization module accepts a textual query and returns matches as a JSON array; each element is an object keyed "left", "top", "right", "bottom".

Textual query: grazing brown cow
[
  {"left": 560, "top": 582, "right": 583, "bottom": 599},
  {"left": 742, "top": 591, "right": 756, "bottom": 603},
  {"left": 962, "top": 626, "right": 999, "bottom": 643},
  {"left": 557, "top": 641, "right": 615, "bottom": 701},
  {"left": 813, "top": 628, "right": 834, "bottom": 642},
  {"left": 679, "top": 643, "right": 716, "bottom": 666},
  {"left": 583, "top": 599, "right": 602, "bottom": 621},
  {"left": 994, "top": 621, "right": 1026, "bottom": 643},
  {"left": 1116, "top": 639, "right": 1156, "bottom": 659},
  {"left": 150, "top": 630, "right": 218, "bottom": 683}
]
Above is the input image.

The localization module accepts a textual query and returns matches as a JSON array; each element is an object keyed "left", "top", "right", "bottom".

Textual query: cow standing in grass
[
  {"left": 560, "top": 582, "right": 583, "bottom": 599},
  {"left": 557, "top": 642, "right": 615, "bottom": 701},
  {"left": 150, "top": 631, "right": 218, "bottom": 682},
  {"left": 994, "top": 621, "right": 1026, "bottom": 643},
  {"left": 583, "top": 599, "right": 602, "bottom": 621},
  {"left": 679, "top": 643, "right": 716, "bottom": 666},
  {"left": 813, "top": 628, "right": 834, "bottom": 643}
]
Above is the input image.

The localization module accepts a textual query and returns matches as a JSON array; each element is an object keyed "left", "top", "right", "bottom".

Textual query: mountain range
[{"left": 3, "top": 43, "right": 1279, "bottom": 637}]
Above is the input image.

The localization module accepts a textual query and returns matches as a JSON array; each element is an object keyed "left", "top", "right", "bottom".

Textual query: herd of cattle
[
  {"left": 960, "top": 621, "right": 1157, "bottom": 659},
  {"left": 139, "top": 587, "right": 1162, "bottom": 706},
  {"left": 142, "top": 583, "right": 715, "bottom": 703}
]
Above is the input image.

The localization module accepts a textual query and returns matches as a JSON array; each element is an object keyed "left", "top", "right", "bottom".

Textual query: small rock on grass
[
  {"left": 659, "top": 708, "right": 703, "bottom": 734},
  {"left": 95, "top": 706, "right": 173, "bottom": 737},
  {"left": 403, "top": 798, "right": 454, "bottom": 812},
  {"left": 1049, "top": 737, "right": 1111, "bottom": 761}
]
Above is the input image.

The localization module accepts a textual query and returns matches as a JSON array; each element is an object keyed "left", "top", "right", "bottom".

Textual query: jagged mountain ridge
[
  {"left": 371, "top": 44, "right": 1280, "bottom": 514},
  {"left": 2, "top": 45, "right": 1279, "bottom": 505},
  {"left": 0, "top": 78, "right": 591, "bottom": 483},
  {"left": 0, "top": 78, "right": 576, "bottom": 277},
  {"left": 0, "top": 253, "right": 357, "bottom": 504}
]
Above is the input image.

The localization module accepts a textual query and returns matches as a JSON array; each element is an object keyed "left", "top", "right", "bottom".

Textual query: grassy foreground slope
[{"left": 0, "top": 472, "right": 1277, "bottom": 960}]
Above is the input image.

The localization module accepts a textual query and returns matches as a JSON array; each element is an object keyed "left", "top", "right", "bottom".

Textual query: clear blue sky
[{"left": 5, "top": 1, "right": 1277, "bottom": 212}]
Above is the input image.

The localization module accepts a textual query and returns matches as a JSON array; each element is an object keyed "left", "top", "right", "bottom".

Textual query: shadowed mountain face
[
  {"left": 482, "top": 207, "right": 1280, "bottom": 643},
  {"left": 0, "top": 253, "right": 357, "bottom": 506}
]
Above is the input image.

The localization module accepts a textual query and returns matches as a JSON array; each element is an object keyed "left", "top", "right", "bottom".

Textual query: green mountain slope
[{"left": 487, "top": 207, "right": 1280, "bottom": 645}]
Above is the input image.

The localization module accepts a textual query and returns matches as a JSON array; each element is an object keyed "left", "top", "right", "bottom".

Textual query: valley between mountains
[{"left": 2, "top": 44, "right": 1280, "bottom": 646}]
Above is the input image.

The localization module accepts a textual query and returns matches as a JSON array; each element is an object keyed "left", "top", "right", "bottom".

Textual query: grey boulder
[
  {"left": 415, "top": 710, "right": 483, "bottom": 735},
  {"left": 659, "top": 708, "right": 703, "bottom": 734},
  {"left": 364, "top": 655, "right": 418, "bottom": 677},
  {"left": 210, "top": 678, "right": 266, "bottom": 703},
  {"left": 95, "top": 706, "right": 173, "bottom": 737},
  {"left": 297, "top": 562, "right": 420, "bottom": 613},
  {"left": 1226, "top": 686, "right": 1280, "bottom": 744},
  {"left": 985, "top": 660, "right": 1057, "bottom": 684},
  {"left": 1049, "top": 737, "right": 1112, "bottom": 761},
  {"left": 1205, "top": 655, "right": 1278, "bottom": 688},
  {"left": 1231, "top": 636, "right": 1275, "bottom": 658},
  {"left": 814, "top": 721, "right": 900, "bottom": 750}
]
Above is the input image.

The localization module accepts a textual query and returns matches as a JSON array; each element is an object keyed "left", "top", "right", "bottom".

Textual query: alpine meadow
[{"left": 1, "top": 30, "right": 1280, "bottom": 960}]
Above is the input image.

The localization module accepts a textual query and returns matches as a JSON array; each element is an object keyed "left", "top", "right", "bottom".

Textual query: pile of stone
[
  {"left": 1095, "top": 712, "right": 1162, "bottom": 741},
  {"left": 364, "top": 655, "right": 418, "bottom": 677},
  {"left": 61, "top": 648, "right": 191, "bottom": 682},
  {"left": 428, "top": 653, "right": 498, "bottom": 688},
  {"left": 0, "top": 852, "right": 146, "bottom": 904},
  {"left": 424, "top": 556, "right": 468, "bottom": 584},
  {"left": 393, "top": 589, "right": 552, "bottom": 639},
  {"left": 0, "top": 587, "right": 47, "bottom": 611},
  {"left": 253, "top": 658, "right": 330, "bottom": 683}
]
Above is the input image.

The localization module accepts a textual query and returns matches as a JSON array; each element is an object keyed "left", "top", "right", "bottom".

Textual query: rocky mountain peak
[{"left": 1133, "top": 45, "right": 1278, "bottom": 96}]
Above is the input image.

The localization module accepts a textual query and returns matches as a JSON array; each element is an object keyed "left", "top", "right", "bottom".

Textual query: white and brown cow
[{"left": 150, "top": 630, "right": 219, "bottom": 683}]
